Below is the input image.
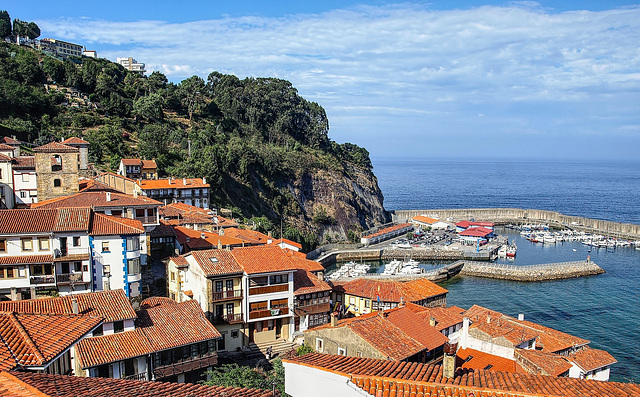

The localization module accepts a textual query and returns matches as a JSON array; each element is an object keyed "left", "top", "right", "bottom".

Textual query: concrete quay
[
  {"left": 391, "top": 208, "right": 640, "bottom": 240},
  {"left": 459, "top": 260, "right": 605, "bottom": 281}
]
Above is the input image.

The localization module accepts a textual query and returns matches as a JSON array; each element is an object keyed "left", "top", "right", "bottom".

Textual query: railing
[
  {"left": 211, "top": 313, "right": 244, "bottom": 324},
  {"left": 122, "top": 372, "right": 148, "bottom": 382},
  {"left": 249, "top": 307, "right": 289, "bottom": 320},
  {"left": 134, "top": 215, "right": 158, "bottom": 225},
  {"left": 211, "top": 289, "right": 243, "bottom": 301},
  {"left": 294, "top": 302, "right": 330, "bottom": 315},
  {"left": 56, "top": 273, "right": 84, "bottom": 284},
  {"left": 249, "top": 284, "right": 288, "bottom": 295},
  {"left": 154, "top": 353, "right": 218, "bottom": 379},
  {"left": 30, "top": 275, "right": 55, "bottom": 285}
]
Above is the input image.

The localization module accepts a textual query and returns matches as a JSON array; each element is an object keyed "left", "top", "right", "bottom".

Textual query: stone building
[{"left": 34, "top": 142, "right": 80, "bottom": 202}]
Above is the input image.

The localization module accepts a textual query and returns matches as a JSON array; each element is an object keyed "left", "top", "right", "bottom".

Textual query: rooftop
[
  {"left": 32, "top": 191, "right": 162, "bottom": 209},
  {"left": 412, "top": 215, "right": 439, "bottom": 224},
  {"left": 33, "top": 142, "right": 78, "bottom": 153},
  {"left": 293, "top": 269, "right": 331, "bottom": 296},
  {"left": 457, "top": 347, "right": 523, "bottom": 373},
  {"left": 0, "top": 208, "right": 92, "bottom": 234},
  {"left": 458, "top": 226, "right": 494, "bottom": 237},
  {"left": 61, "top": 137, "right": 89, "bottom": 145},
  {"left": 335, "top": 277, "right": 448, "bottom": 303},
  {"left": 138, "top": 178, "right": 209, "bottom": 190}
]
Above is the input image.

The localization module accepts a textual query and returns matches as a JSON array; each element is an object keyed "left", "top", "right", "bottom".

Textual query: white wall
[
  {"left": 284, "top": 361, "right": 371, "bottom": 397},
  {"left": 12, "top": 169, "right": 37, "bottom": 206}
]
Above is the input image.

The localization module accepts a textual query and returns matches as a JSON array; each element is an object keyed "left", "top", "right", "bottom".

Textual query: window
[
  {"left": 0, "top": 239, "right": 5, "bottom": 252},
  {"left": 38, "top": 237, "right": 49, "bottom": 251},
  {"left": 316, "top": 338, "right": 324, "bottom": 352},
  {"left": 270, "top": 298, "right": 288, "bottom": 309},
  {"left": 0, "top": 266, "right": 22, "bottom": 279},
  {"left": 21, "top": 173, "right": 29, "bottom": 182},
  {"left": 226, "top": 279, "right": 234, "bottom": 290},
  {"left": 338, "top": 347, "right": 347, "bottom": 356},
  {"left": 111, "top": 210, "right": 122, "bottom": 217},
  {"left": 73, "top": 236, "right": 81, "bottom": 247},
  {"left": 113, "top": 321, "right": 124, "bottom": 333},
  {"left": 93, "top": 324, "right": 104, "bottom": 337},
  {"left": 126, "top": 237, "right": 140, "bottom": 251},
  {"left": 269, "top": 274, "right": 286, "bottom": 285},
  {"left": 127, "top": 258, "right": 140, "bottom": 275},
  {"left": 170, "top": 272, "right": 175, "bottom": 282},
  {"left": 231, "top": 329, "right": 239, "bottom": 338},
  {"left": 215, "top": 280, "right": 223, "bottom": 292},
  {"left": 53, "top": 178, "right": 62, "bottom": 187},
  {"left": 249, "top": 301, "right": 268, "bottom": 312},
  {"left": 74, "top": 262, "right": 82, "bottom": 272},
  {"left": 101, "top": 241, "right": 109, "bottom": 252},
  {"left": 30, "top": 264, "right": 53, "bottom": 276},
  {"left": 21, "top": 238, "right": 33, "bottom": 251},
  {"left": 356, "top": 351, "right": 363, "bottom": 358},
  {"left": 51, "top": 155, "right": 63, "bottom": 171},
  {"left": 20, "top": 191, "right": 27, "bottom": 198},
  {"left": 249, "top": 276, "right": 268, "bottom": 287},
  {"left": 226, "top": 303, "right": 234, "bottom": 315},
  {"left": 364, "top": 300, "right": 370, "bottom": 308}
]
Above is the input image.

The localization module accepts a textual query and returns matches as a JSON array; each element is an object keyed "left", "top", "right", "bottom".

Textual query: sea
[{"left": 372, "top": 158, "right": 640, "bottom": 383}]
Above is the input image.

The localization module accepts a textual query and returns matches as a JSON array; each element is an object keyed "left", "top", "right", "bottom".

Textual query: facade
[
  {"left": 138, "top": 178, "right": 210, "bottom": 209},
  {"left": 361, "top": 222, "right": 413, "bottom": 245},
  {"left": 61, "top": 137, "right": 90, "bottom": 171},
  {"left": 95, "top": 172, "right": 145, "bottom": 196},
  {"left": 117, "top": 57, "right": 146, "bottom": 73},
  {"left": 34, "top": 142, "right": 80, "bottom": 202},
  {"left": 118, "top": 158, "right": 158, "bottom": 180},
  {"left": 11, "top": 155, "right": 37, "bottom": 207},
  {"left": 0, "top": 208, "right": 145, "bottom": 300},
  {"left": 38, "top": 38, "right": 84, "bottom": 57},
  {"left": 160, "top": 202, "right": 238, "bottom": 231},
  {"left": 293, "top": 269, "right": 331, "bottom": 332},
  {"left": 0, "top": 148, "right": 13, "bottom": 209}
]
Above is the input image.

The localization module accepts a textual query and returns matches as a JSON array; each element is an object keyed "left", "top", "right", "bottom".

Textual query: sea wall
[
  {"left": 459, "top": 260, "right": 605, "bottom": 281},
  {"left": 391, "top": 208, "right": 640, "bottom": 239}
]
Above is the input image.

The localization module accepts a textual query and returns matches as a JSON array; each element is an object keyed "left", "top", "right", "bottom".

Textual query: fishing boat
[{"left": 506, "top": 244, "right": 517, "bottom": 258}]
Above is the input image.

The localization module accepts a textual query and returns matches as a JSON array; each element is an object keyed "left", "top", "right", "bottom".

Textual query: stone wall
[
  {"left": 35, "top": 151, "right": 79, "bottom": 202},
  {"left": 459, "top": 260, "right": 605, "bottom": 281}
]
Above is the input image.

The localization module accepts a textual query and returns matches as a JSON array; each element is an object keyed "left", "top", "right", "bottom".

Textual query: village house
[
  {"left": 172, "top": 225, "right": 248, "bottom": 254},
  {"left": 159, "top": 202, "right": 238, "bottom": 232},
  {"left": 293, "top": 268, "right": 331, "bottom": 332},
  {"left": 282, "top": 353, "right": 640, "bottom": 397},
  {"left": 330, "top": 277, "right": 448, "bottom": 316},
  {"left": 0, "top": 145, "right": 14, "bottom": 209},
  {"left": 0, "top": 208, "right": 145, "bottom": 300},
  {"left": 118, "top": 158, "right": 158, "bottom": 180},
  {"left": 411, "top": 215, "right": 452, "bottom": 230},
  {"left": 303, "top": 304, "right": 449, "bottom": 363},
  {"left": 138, "top": 177, "right": 210, "bottom": 209},
  {"left": 403, "top": 302, "right": 465, "bottom": 342}
]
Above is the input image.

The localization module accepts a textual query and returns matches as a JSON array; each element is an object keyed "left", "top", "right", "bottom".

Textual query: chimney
[
  {"left": 399, "top": 297, "right": 405, "bottom": 307},
  {"left": 202, "top": 177, "right": 206, "bottom": 184},
  {"left": 442, "top": 342, "right": 458, "bottom": 379},
  {"left": 429, "top": 316, "right": 436, "bottom": 327},
  {"left": 330, "top": 312, "right": 337, "bottom": 327},
  {"left": 461, "top": 317, "right": 470, "bottom": 349},
  {"left": 486, "top": 314, "right": 491, "bottom": 324},
  {"left": 518, "top": 313, "right": 525, "bottom": 321},
  {"left": 218, "top": 240, "right": 222, "bottom": 249},
  {"left": 105, "top": 191, "right": 111, "bottom": 202},
  {"left": 168, "top": 178, "right": 172, "bottom": 185},
  {"left": 183, "top": 178, "right": 187, "bottom": 185},
  {"left": 201, "top": 233, "right": 206, "bottom": 239},
  {"left": 219, "top": 228, "right": 224, "bottom": 236},
  {"left": 133, "top": 190, "right": 138, "bottom": 198},
  {"left": 71, "top": 297, "right": 79, "bottom": 314}
]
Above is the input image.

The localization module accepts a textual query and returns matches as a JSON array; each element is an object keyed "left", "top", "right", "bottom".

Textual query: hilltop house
[
  {"left": 138, "top": 177, "right": 210, "bottom": 209},
  {"left": 118, "top": 158, "right": 158, "bottom": 180}
]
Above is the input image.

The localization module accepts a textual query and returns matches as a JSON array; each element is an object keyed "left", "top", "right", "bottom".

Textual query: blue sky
[{"left": 7, "top": 1, "right": 640, "bottom": 160}]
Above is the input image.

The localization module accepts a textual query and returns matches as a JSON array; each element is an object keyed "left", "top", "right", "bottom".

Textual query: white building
[{"left": 117, "top": 57, "right": 146, "bottom": 73}]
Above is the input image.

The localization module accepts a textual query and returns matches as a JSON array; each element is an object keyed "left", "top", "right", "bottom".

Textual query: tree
[
  {"left": 26, "top": 22, "right": 40, "bottom": 40},
  {"left": 178, "top": 75, "right": 205, "bottom": 120},
  {"left": 133, "top": 92, "right": 164, "bottom": 122},
  {"left": 201, "top": 363, "right": 266, "bottom": 390},
  {"left": 42, "top": 57, "right": 64, "bottom": 83},
  {"left": 0, "top": 11, "right": 11, "bottom": 39}
]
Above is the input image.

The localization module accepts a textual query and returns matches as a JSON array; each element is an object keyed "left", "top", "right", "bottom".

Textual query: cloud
[{"left": 35, "top": 3, "right": 640, "bottom": 159}]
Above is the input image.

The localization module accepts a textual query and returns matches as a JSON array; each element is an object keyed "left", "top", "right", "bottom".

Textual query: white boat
[
  {"left": 506, "top": 244, "right": 517, "bottom": 258},
  {"left": 498, "top": 245, "right": 508, "bottom": 258},
  {"left": 543, "top": 233, "right": 556, "bottom": 244}
]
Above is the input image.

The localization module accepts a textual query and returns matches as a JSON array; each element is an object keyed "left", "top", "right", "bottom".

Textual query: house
[
  {"left": 173, "top": 225, "right": 247, "bottom": 253},
  {"left": 117, "top": 57, "right": 146, "bottom": 73},
  {"left": 0, "top": 147, "right": 13, "bottom": 209},
  {"left": 160, "top": 202, "right": 238, "bottom": 231},
  {"left": 283, "top": 353, "right": 640, "bottom": 397},
  {"left": 138, "top": 178, "right": 210, "bottom": 209},
  {"left": 166, "top": 245, "right": 300, "bottom": 351},
  {"left": 460, "top": 305, "right": 617, "bottom": 381},
  {"left": 331, "top": 277, "right": 448, "bottom": 316},
  {"left": 11, "top": 155, "right": 37, "bottom": 207},
  {"left": 303, "top": 305, "right": 449, "bottom": 363},
  {"left": 149, "top": 220, "right": 177, "bottom": 259},
  {"left": 271, "top": 238, "right": 302, "bottom": 252},
  {"left": 455, "top": 220, "right": 495, "bottom": 232},
  {"left": 0, "top": 208, "right": 145, "bottom": 299},
  {"left": 0, "top": 311, "right": 102, "bottom": 375},
  {"left": 0, "top": 136, "right": 21, "bottom": 156},
  {"left": 0, "top": 371, "right": 277, "bottom": 396},
  {"left": 457, "top": 226, "right": 495, "bottom": 244},
  {"left": 293, "top": 269, "right": 331, "bottom": 332},
  {"left": 61, "top": 137, "right": 90, "bottom": 171},
  {"left": 75, "top": 297, "right": 221, "bottom": 383},
  {"left": 222, "top": 227, "right": 273, "bottom": 245},
  {"left": 94, "top": 172, "right": 145, "bottom": 196},
  {"left": 404, "top": 302, "right": 465, "bottom": 342},
  {"left": 360, "top": 223, "right": 413, "bottom": 246},
  {"left": 38, "top": 38, "right": 84, "bottom": 57},
  {"left": 411, "top": 215, "right": 451, "bottom": 230},
  {"left": 117, "top": 158, "right": 157, "bottom": 180},
  {"left": 34, "top": 141, "right": 81, "bottom": 202}
]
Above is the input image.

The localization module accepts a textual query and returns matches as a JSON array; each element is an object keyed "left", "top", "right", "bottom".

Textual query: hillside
[{"left": 0, "top": 42, "right": 389, "bottom": 249}]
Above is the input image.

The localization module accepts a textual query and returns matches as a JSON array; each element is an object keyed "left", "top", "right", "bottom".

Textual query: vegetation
[
  {"left": 202, "top": 359, "right": 288, "bottom": 396},
  {"left": 295, "top": 344, "right": 314, "bottom": 356}
]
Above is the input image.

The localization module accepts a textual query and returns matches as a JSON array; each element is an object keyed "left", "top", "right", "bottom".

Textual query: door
[
  {"left": 275, "top": 318, "right": 282, "bottom": 339},
  {"left": 215, "top": 304, "right": 224, "bottom": 321},
  {"left": 59, "top": 237, "right": 67, "bottom": 255},
  {"left": 217, "top": 332, "right": 226, "bottom": 351}
]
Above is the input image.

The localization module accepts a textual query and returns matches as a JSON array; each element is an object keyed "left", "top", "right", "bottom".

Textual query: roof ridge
[{"left": 8, "top": 313, "right": 46, "bottom": 365}]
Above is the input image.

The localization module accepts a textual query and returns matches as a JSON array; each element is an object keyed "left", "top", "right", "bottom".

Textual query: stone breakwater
[{"left": 459, "top": 260, "right": 605, "bottom": 281}]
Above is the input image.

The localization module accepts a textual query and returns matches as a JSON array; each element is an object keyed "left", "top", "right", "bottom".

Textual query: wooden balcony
[
  {"left": 122, "top": 372, "right": 148, "bottom": 382},
  {"left": 249, "top": 307, "right": 289, "bottom": 320},
  {"left": 56, "top": 273, "right": 87, "bottom": 285},
  {"left": 211, "top": 289, "right": 243, "bottom": 302},
  {"left": 30, "top": 275, "right": 55, "bottom": 285},
  {"left": 153, "top": 353, "right": 218, "bottom": 379},
  {"left": 249, "top": 284, "right": 288, "bottom": 296},
  {"left": 210, "top": 313, "right": 244, "bottom": 325},
  {"left": 294, "top": 302, "right": 331, "bottom": 316}
]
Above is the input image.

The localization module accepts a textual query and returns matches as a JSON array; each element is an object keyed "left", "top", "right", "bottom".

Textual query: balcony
[
  {"left": 211, "top": 313, "right": 243, "bottom": 325},
  {"left": 30, "top": 275, "right": 55, "bottom": 285},
  {"left": 249, "top": 284, "right": 288, "bottom": 296},
  {"left": 249, "top": 307, "right": 289, "bottom": 320},
  {"left": 121, "top": 372, "right": 148, "bottom": 382},
  {"left": 134, "top": 215, "right": 158, "bottom": 225},
  {"left": 294, "top": 302, "right": 331, "bottom": 316},
  {"left": 211, "top": 289, "right": 243, "bottom": 302},
  {"left": 153, "top": 352, "right": 218, "bottom": 379},
  {"left": 56, "top": 273, "right": 88, "bottom": 284}
]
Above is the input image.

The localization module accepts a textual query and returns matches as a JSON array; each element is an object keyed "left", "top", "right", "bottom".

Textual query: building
[
  {"left": 0, "top": 208, "right": 145, "bottom": 299},
  {"left": 83, "top": 49, "right": 98, "bottom": 58},
  {"left": 303, "top": 305, "right": 449, "bottom": 363},
  {"left": 0, "top": 136, "right": 21, "bottom": 156},
  {"left": 117, "top": 57, "right": 146, "bottom": 73},
  {"left": 360, "top": 223, "right": 413, "bottom": 246},
  {"left": 95, "top": 172, "right": 145, "bottom": 196},
  {"left": 457, "top": 226, "right": 495, "bottom": 244},
  {"left": 167, "top": 245, "right": 300, "bottom": 351},
  {"left": 455, "top": 220, "right": 495, "bottom": 232},
  {"left": 138, "top": 178, "right": 210, "bottom": 209},
  {"left": 331, "top": 278, "right": 448, "bottom": 316},
  {"left": 38, "top": 38, "right": 84, "bottom": 57},
  {"left": 404, "top": 302, "right": 465, "bottom": 342},
  {"left": 117, "top": 158, "right": 158, "bottom": 180},
  {"left": 293, "top": 269, "right": 331, "bottom": 332},
  {"left": 34, "top": 142, "right": 80, "bottom": 202},
  {"left": 160, "top": 202, "right": 238, "bottom": 231},
  {"left": 0, "top": 146, "right": 14, "bottom": 209},
  {"left": 283, "top": 353, "right": 640, "bottom": 397},
  {"left": 75, "top": 297, "right": 221, "bottom": 383},
  {"left": 0, "top": 371, "right": 277, "bottom": 396},
  {"left": 411, "top": 215, "right": 452, "bottom": 230},
  {"left": 173, "top": 225, "right": 247, "bottom": 253},
  {"left": 61, "top": 137, "right": 90, "bottom": 171},
  {"left": 11, "top": 155, "right": 37, "bottom": 207}
]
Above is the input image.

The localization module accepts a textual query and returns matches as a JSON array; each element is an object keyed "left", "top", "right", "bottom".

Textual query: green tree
[
  {"left": 178, "top": 75, "right": 206, "bottom": 120},
  {"left": 145, "top": 71, "right": 168, "bottom": 95},
  {"left": 42, "top": 57, "right": 64, "bottom": 83},
  {"left": 26, "top": 22, "right": 40, "bottom": 39},
  {"left": 133, "top": 92, "right": 164, "bottom": 122},
  {"left": 0, "top": 11, "right": 11, "bottom": 38},
  {"left": 201, "top": 363, "right": 266, "bottom": 389}
]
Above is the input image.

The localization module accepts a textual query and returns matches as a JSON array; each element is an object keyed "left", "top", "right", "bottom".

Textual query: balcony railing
[
  {"left": 211, "top": 289, "right": 242, "bottom": 301},
  {"left": 249, "top": 284, "right": 289, "bottom": 296},
  {"left": 56, "top": 273, "right": 85, "bottom": 284},
  {"left": 134, "top": 215, "right": 158, "bottom": 225},
  {"left": 154, "top": 352, "right": 218, "bottom": 379},
  {"left": 249, "top": 307, "right": 289, "bottom": 320},
  {"left": 294, "top": 302, "right": 331, "bottom": 316},
  {"left": 30, "top": 275, "right": 55, "bottom": 285},
  {"left": 211, "top": 313, "right": 243, "bottom": 325},
  {"left": 122, "top": 372, "right": 148, "bottom": 382}
]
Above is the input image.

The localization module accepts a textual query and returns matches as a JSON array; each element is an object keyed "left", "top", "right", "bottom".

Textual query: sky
[{"left": 7, "top": 1, "right": 640, "bottom": 160}]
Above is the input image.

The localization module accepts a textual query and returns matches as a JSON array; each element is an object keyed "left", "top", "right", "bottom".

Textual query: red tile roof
[
  {"left": 287, "top": 254, "right": 324, "bottom": 273},
  {"left": 412, "top": 215, "right": 439, "bottom": 224},
  {"left": 567, "top": 347, "right": 617, "bottom": 372},
  {"left": 293, "top": 269, "right": 331, "bottom": 296},
  {"left": 11, "top": 156, "right": 35, "bottom": 169},
  {"left": 0, "top": 255, "right": 54, "bottom": 265},
  {"left": 338, "top": 278, "right": 447, "bottom": 303},
  {"left": 78, "top": 180, "right": 126, "bottom": 193},
  {"left": 33, "top": 142, "right": 78, "bottom": 153},
  {"left": 120, "top": 158, "right": 142, "bottom": 166},
  {"left": 270, "top": 238, "right": 302, "bottom": 249},
  {"left": 76, "top": 300, "right": 221, "bottom": 368},
  {"left": 230, "top": 245, "right": 298, "bottom": 274},
  {"left": 406, "top": 303, "right": 464, "bottom": 332},
  {"left": 173, "top": 226, "right": 246, "bottom": 248},
  {"left": 1, "top": 371, "right": 278, "bottom": 396},
  {"left": 384, "top": 306, "right": 449, "bottom": 351},
  {"left": 32, "top": 191, "right": 162, "bottom": 209},
  {"left": 150, "top": 220, "right": 176, "bottom": 238},
  {"left": 89, "top": 213, "right": 144, "bottom": 236},
  {"left": 0, "top": 143, "right": 15, "bottom": 151},
  {"left": 223, "top": 227, "right": 271, "bottom": 244},
  {"left": 285, "top": 353, "right": 640, "bottom": 397},
  {"left": 514, "top": 349, "right": 573, "bottom": 377},
  {"left": 458, "top": 347, "right": 522, "bottom": 373},
  {"left": 141, "top": 159, "right": 156, "bottom": 169},
  {"left": 362, "top": 223, "right": 412, "bottom": 239},
  {"left": 0, "top": 136, "right": 20, "bottom": 145},
  {"left": 0, "top": 290, "right": 137, "bottom": 323},
  {"left": 61, "top": 137, "right": 89, "bottom": 145},
  {"left": 138, "top": 178, "right": 209, "bottom": 189},
  {"left": 456, "top": 221, "right": 495, "bottom": 228},
  {"left": 0, "top": 208, "right": 91, "bottom": 234},
  {"left": 458, "top": 227, "right": 494, "bottom": 237},
  {"left": 0, "top": 312, "right": 101, "bottom": 371}
]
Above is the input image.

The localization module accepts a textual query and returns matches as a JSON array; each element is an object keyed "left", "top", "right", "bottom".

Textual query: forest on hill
[{"left": 0, "top": 40, "right": 389, "bottom": 250}]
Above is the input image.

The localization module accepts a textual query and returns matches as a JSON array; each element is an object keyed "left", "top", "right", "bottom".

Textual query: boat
[
  {"left": 498, "top": 245, "right": 508, "bottom": 258},
  {"left": 543, "top": 233, "right": 556, "bottom": 244},
  {"left": 506, "top": 244, "right": 517, "bottom": 258}
]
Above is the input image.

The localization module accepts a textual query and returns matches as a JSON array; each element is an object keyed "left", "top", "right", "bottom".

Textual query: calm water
[{"left": 372, "top": 158, "right": 640, "bottom": 382}]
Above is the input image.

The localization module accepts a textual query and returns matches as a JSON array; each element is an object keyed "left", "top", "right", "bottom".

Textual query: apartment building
[{"left": 138, "top": 178, "right": 210, "bottom": 209}]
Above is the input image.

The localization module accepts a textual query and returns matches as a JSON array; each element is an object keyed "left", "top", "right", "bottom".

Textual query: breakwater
[
  {"left": 317, "top": 247, "right": 484, "bottom": 266},
  {"left": 391, "top": 208, "right": 640, "bottom": 239},
  {"left": 459, "top": 260, "right": 605, "bottom": 281}
]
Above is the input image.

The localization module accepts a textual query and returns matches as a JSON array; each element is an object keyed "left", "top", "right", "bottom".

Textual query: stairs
[{"left": 247, "top": 339, "right": 297, "bottom": 360}]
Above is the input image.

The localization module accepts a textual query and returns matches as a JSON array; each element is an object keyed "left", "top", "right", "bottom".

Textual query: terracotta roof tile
[
  {"left": 566, "top": 347, "right": 617, "bottom": 372},
  {"left": 458, "top": 347, "right": 522, "bottom": 373},
  {"left": 514, "top": 349, "right": 573, "bottom": 377},
  {"left": 293, "top": 269, "right": 331, "bottom": 296},
  {"left": 61, "top": 137, "right": 89, "bottom": 145},
  {"left": 406, "top": 303, "right": 464, "bottom": 332},
  {"left": 270, "top": 238, "right": 302, "bottom": 249},
  {"left": 150, "top": 220, "right": 176, "bottom": 238},
  {"left": 3, "top": 371, "right": 278, "bottom": 396},
  {"left": 0, "top": 255, "right": 53, "bottom": 265},
  {"left": 75, "top": 329, "right": 153, "bottom": 368},
  {"left": 412, "top": 215, "right": 439, "bottom": 224},
  {"left": 346, "top": 315, "right": 426, "bottom": 360},
  {"left": 0, "top": 312, "right": 101, "bottom": 371},
  {"left": 173, "top": 226, "right": 246, "bottom": 248},
  {"left": 363, "top": 223, "right": 412, "bottom": 239},
  {"left": 339, "top": 278, "right": 447, "bottom": 303},
  {"left": 141, "top": 159, "right": 156, "bottom": 168},
  {"left": 0, "top": 143, "right": 15, "bottom": 151},
  {"left": 185, "top": 249, "right": 243, "bottom": 276},
  {"left": 33, "top": 142, "right": 78, "bottom": 153},
  {"left": 230, "top": 245, "right": 298, "bottom": 274},
  {"left": 223, "top": 228, "right": 270, "bottom": 244},
  {"left": 287, "top": 254, "right": 324, "bottom": 272},
  {"left": 11, "top": 156, "right": 35, "bottom": 169},
  {"left": 459, "top": 227, "right": 494, "bottom": 237},
  {"left": 120, "top": 158, "right": 142, "bottom": 166},
  {"left": 385, "top": 306, "right": 449, "bottom": 351},
  {"left": 0, "top": 208, "right": 91, "bottom": 234},
  {"left": 32, "top": 191, "right": 162, "bottom": 209},
  {"left": 78, "top": 180, "right": 126, "bottom": 193},
  {"left": 0, "top": 290, "right": 137, "bottom": 323},
  {"left": 89, "top": 213, "right": 145, "bottom": 236},
  {"left": 0, "top": 153, "right": 12, "bottom": 162},
  {"left": 0, "top": 136, "right": 20, "bottom": 145},
  {"left": 138, "top": 178, "right": 209, "bottom": 190}
]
